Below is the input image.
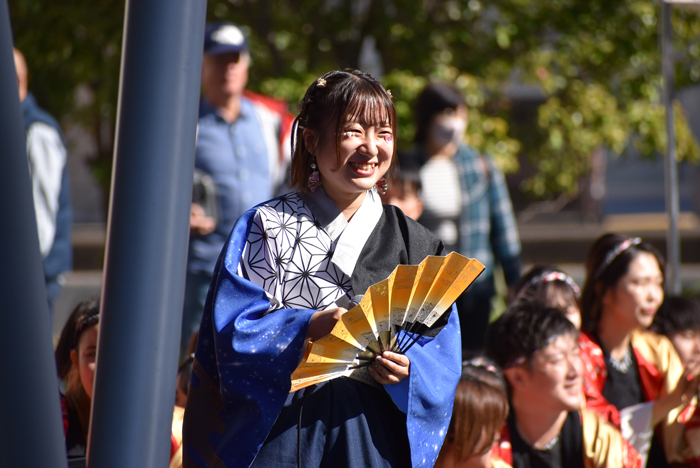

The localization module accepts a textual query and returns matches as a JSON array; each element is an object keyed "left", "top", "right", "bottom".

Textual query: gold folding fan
[{"left": 290, "top": 252, "right": 485, "bottom": 392}]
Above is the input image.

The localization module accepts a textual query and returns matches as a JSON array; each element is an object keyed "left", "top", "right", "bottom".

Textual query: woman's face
[
  {"left": 669, "top": 329, "right": 700, "bottom": 367},
  {"left": 71, "top": 324, "right": 99, "bottom": 399},
  {"left": 602, "top": 252, "right": 664, "bottom": 330},
  {"left": 310, "top": 115, "right": 393, "bottom": 203},
  {"left": 545, "top": 287, "right": 581, "bottom": 330},
  {"left": 428, "top": 105, "right": 468, "bottom": 148}
]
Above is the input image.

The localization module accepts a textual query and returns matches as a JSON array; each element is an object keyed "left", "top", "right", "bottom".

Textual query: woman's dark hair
[
  {"left": 508, "top": 264, "right": 580, "bottom": 307},
  {"left": 414, "top": 81, "right": 466, "bottom": 146},
  {"left": 178, "top": 354, "right": 194, "bottom": 398},
  {"left": 55, "top": 297, "right": 101, "bottom": 381},
  {"left": 580, "top": 233, "right": 665, "bottom": 332},
  {"left": 56, "top": 297, "right": 100, "bottom": 443},
  {"left": 651, "top": 295, "right": 700, "bottom": 336},
  {"left": 485, "top": 300, "right": 578, "bottom": 370},
  {"left": 438, "top": 357, "right": 508, "bottom": 463},
  {"left": 289, "top": 69, "right": 397, "bottom": 192}
]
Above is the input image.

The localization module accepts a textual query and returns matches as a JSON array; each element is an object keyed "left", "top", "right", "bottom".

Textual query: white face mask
[{"left": 430, "top": 117, "right": 467, "bottom": 147}]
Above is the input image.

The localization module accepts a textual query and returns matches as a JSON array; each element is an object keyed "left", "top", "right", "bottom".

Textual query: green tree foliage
[
  {"left": 10, "top": 0, "right": 125, "bottom": 188},
  {"left": 10, "top": 0, "right": 700, "bottom": 197}
]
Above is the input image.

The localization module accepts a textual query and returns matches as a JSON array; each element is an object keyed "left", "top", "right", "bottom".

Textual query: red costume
[{"left": 578, "top": 330, "right": 699, "bottom": 465}]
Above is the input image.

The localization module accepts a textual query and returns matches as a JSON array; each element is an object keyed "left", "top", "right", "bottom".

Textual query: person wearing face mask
[{"left": 407, "top": 82, "right": 521, "bottom": 352}]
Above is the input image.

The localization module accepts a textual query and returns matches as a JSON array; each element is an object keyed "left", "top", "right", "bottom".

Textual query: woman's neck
[
  {"left": 325, "top": 190, "right": 367, "bottom": 221},
  {"left": 512, "top": 401, "right": 568, "bottom": 450},
  {"left": 596, "top": 310, "right": 634, "bottom": 361}
]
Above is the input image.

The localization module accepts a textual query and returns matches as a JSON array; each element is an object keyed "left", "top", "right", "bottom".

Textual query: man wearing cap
[{"left": 182, "top": 22, "right": 294, "bottom": 357}]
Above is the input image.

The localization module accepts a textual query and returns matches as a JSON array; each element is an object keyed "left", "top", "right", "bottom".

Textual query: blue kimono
[{"left": 182, "top": 189, "right": 462, "bottom": 468}]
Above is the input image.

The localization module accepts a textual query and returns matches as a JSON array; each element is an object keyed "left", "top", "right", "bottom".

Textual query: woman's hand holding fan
[{"left": 290, "top": 252, "right": 485, "bottom": 392}]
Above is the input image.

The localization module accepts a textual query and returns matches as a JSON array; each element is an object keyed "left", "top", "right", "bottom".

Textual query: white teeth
[{"left": 350, "top": 162, "right": 374, "bottom": 171}]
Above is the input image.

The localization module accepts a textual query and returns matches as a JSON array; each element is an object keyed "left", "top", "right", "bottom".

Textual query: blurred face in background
[
  {"left": 602, "top": 252, "right": 664, "bottom": 330},
  {"left": 428, "top": 105, "right": 468, "bottom": 149},
  {"left": 201, "top": 50, "right": 249, "bottom": 101},
  {"left": 545, "top": 286, "right": 582, "bottom": 330},
  {"left": 71, "top": 324, "right": 99, "bottom": 400},
  {"left": 669, "top": 329, "right": 700, "bottom": 367},
  {"left": 509, "top": 333, "right": 582, "bottom": 414},
  {"left": 381, "top": 181, "right": 424, "bottom": 221}
]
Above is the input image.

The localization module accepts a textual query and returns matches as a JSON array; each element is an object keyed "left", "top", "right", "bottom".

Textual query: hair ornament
[
  {"left": 308, "top": 160, "right": 321, "bottom": 192},
  {"left": 516, "top": 271, "right": 581, "bottom": 301},
  {"left": 375, "top": 178, "right": 388, "bottom": 196},
  {"left": 74, "top": 312, "right": 100, "bottom": 348},
  {"left": 386, "top": 89, "right": 392, "bottom": 98},
  {"left": 594, "top": 237, "right": 642, "bottom": 280},
  {"left": 463, "top": 358, "right": 498, "bottom": 374},
  {"left": 316, "top": 78, "right": 327, "bottom": 88}
]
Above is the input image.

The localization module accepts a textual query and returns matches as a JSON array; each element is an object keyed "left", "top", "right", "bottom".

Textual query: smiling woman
[
  {"left": 579, "top": 233, "right": 700, "bottom": 466},
  {"left": 183, "top": 70, "right": 462, "bottom": 468}
]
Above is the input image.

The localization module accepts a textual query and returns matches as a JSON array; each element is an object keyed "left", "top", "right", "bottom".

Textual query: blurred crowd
[{"left": 18, "top": 20, "right": 700, "bottom": 468}]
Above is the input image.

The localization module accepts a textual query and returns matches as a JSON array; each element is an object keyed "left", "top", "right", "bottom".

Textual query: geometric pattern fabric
[{"left": 241, "top": 193, "right": 352, "bottom": 311}]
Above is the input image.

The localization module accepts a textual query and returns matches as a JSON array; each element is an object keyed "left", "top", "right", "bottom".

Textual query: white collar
[{"left": 299, "top": 187, "right": 384, "bottom": 277}]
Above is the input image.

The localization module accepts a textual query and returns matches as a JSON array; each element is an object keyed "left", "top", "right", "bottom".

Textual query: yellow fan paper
[{"left": 290, "top": 252, "right": 484, "bottom": 392}]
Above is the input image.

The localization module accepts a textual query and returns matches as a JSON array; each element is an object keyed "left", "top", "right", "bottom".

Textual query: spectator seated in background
[
  {"left": 651, "top": 295, "right": 700, "bottom": 368},
  {"left": 578, "top": 234, "right": 700, "bottom": 466},
  {"left": 379, "top": 153, "right": 424, "bottom": 221},
  {"left": 435, "top": 357, "right": 512, "bottom": 468},
  {"left": 485, "top": 301, "right": 642, "bottom": 468},
  {"left": 55, "top": 298, "right": 185, "bottom": 466},
  {"left": 651, "top": 295, "right": 700, "bottom": 457},
  {"left": 56, "top": 298, "right": 100, "bottom": 458},
  {"left": 509, "top": 265, "right": 582, "bottom": 330}
]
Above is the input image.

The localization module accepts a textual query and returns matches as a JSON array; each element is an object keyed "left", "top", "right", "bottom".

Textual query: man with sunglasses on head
[{"left": 183, "top": 22, "right": 294, "bottom": 358}]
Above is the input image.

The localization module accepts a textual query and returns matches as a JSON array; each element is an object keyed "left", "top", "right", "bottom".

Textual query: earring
[
  {"left": 376, "top": 178, "right": 388, "bottom": 196},
  {"left": 308, "top": 160, "right": 321, "bottom": 192}
]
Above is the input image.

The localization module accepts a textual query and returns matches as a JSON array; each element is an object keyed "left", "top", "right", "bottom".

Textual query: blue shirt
[{"left": 188, "top": 97, "right": 274, "bottom": 275}]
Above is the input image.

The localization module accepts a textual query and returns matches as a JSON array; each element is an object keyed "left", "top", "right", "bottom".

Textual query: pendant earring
[
  {"left": 308, "top": 160, "right": 321, "bottom": 192},
  {"left": 376, "top": 178, "right": 388, "bottom": 196}
]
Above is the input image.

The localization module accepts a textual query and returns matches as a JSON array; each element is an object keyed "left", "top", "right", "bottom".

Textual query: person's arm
[
  {"left": 26, "top": 122, "right": 66, "bottom": 257},
  {"left": 486, "top": 159, "right": 521, "bottom": 287},
  {"left": 651, "top": 360, "right": 700, "bottom": 427}
]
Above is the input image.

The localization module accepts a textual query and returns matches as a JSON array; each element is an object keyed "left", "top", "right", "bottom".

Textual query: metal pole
[
  {"left": 0, "top": 2, "right": 68, "bottom": 467},
  {"left": 661, "top": 1, "right": 682, "bottom": 295},
  {"left": 87, "top": 0, "right": 206, "bottom": 466}
]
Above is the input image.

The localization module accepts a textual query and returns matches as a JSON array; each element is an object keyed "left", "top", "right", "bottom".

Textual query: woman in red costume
[{"left": 578, "top": 233, "right": 700, "bottom": 466}]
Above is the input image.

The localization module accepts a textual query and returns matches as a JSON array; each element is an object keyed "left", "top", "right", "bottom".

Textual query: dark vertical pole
[
  {"left": 661, "top": 1, "right": 681, "bottom": 295},
  {"left": 0, "top": 2, "right": 68, "bottom": 467},
  {"left": 87, "top": 0, "right": 206, "bottom": 466}
]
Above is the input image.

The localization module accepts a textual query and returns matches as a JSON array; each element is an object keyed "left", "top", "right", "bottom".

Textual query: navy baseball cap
[{"left": 204, "top": 23, "right": 248, "bottom": 55}]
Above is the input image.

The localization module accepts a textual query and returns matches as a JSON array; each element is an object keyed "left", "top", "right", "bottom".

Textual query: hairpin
[
  {"left": 463, "top": 358, "right": 498, "bottom": 374},
  {"left": 516, "top": 271, "right": 581, "bottom": 301},
  {"left": 317, "top": 78, "right": 327, "bottom": 88},
  {"left": 74, "top": 312, "right": 100, "bottom": 347},
  {"left": 593, "top": 237, "right": 642, "bottom": 280}
]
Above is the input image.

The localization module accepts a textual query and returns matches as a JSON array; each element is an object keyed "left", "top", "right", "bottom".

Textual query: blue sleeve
[
  {"left": 384, "top": 305, "right": 462, "bottom": 467},
  {"left": 184, "top": 207, "right": 316, "bottom": 468}
]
